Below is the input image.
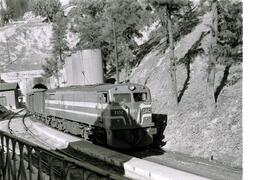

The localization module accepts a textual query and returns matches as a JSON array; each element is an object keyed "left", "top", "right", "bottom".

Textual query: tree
[
  {"left": 103, "top": 0, "right": 154, "bottom": 83},
  {"left": 213, "top": 0, "right": 242, "bottom": 102},
  {"left": 42, "top": 11, "right": 69, "bottom": 86},
  {"left": 0, "top": 0, "right": 29, "bottom": 24},
  {"left": 51, "top": 11, "right": 69, "bottom": 65},
  {"left": 147, "top": 0, "right": 191, "bottom": 105},
  {"left": 31, "top": 0, "right": 61, "bottom": 22},
  {"left": 41, "top": 57, "right": 60, "bottom": 86},
  {"left": 206, "top": 0, "right": 218, "bottom": 115},
  {"left": 203, "top": 0, "right": 242, "bottom": 115},
  {"left": 70, "top": 0, "right": 154, "bottom": 80}
]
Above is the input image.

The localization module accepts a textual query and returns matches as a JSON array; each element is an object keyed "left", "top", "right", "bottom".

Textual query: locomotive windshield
[
  {"left": 133, "top": 92, "right": 148, "bottom": 102},
  {"left": 113, "top": 93, "right": 131, "bottom": 103}
]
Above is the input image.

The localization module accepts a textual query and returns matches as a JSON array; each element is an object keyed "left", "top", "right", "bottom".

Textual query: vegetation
[
  {"left": 31, "top": 0, "right": 61, "bottom": 22},
  {"left": 42, "top": 11, "right": 69, "bottom": 86},
  {"left": 69, "top": 0, "right": 155, "bottom": 80},
  {"left": 40, "top": 0, "right": 241, "bottom": 110},
  {"left": 0, "top": 0, "right": 29, "bottom": 24},
  {"left": 201, "top": 0, "right": 242, "bottom": 113},
  {"left": 147, "top": 0, "right": 200, "bottom": 105},
  {"left": 41, "top": 57, "right": 60, "bottom": 86},
  {"left": 51, "top": 11, "right": 69, "bottom": 65}
]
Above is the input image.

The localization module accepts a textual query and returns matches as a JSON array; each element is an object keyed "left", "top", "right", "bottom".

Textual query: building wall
[{"left": 0, "top": 90, "right": 17, "bottom": 109}]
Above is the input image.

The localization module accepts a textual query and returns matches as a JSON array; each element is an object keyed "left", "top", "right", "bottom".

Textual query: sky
[{"left": 60, "top": 0, "right": 70, "bottom": 6}]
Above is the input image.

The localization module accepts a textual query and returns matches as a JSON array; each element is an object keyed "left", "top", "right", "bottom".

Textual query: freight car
[{"left": 26, "top": 83, "right": 157, "bottom": 149}]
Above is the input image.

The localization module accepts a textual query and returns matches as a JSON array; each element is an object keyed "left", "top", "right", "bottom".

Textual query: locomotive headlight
[{"left": 129, "top": 85, "right": 136, "bottom": 91}]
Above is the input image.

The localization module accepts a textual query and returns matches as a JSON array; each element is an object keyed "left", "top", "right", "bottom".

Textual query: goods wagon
[{"left": 27, "top": 83, "right": 157, "bottom": 149}]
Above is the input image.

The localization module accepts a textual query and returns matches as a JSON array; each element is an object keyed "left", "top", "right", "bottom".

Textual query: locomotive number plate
[{"left": 111, "top": 109, "right": 125, "bottom": 116}]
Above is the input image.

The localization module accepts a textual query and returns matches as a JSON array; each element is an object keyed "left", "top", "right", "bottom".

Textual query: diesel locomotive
[{"left": 26, "top": 83, "right": 157, "bottom": 149}]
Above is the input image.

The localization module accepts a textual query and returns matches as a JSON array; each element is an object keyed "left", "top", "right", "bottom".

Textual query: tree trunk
[
  {"left": 207, "top": 0, "right": 218, "bottom": 115},
  {"left": 113, "top": 21, "right": 119, "bottom": 84},
  {"left": 166, "top": 5, "right": 178, "bottom": 105}
]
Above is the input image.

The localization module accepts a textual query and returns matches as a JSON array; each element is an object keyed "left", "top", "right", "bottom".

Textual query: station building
[{"left": 0, "top": 82, "right": 20, "bottom": 109}]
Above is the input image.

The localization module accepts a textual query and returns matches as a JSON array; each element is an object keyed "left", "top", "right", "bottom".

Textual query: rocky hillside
[
  {"left": 120, "top": 12, "right": 242, "bottom": 168},
  {"left": 0, "top": 0, "right": 72, "bottom": 73},
  {"left": 0, "top": 14, "right": 52, "bottom": 72}
]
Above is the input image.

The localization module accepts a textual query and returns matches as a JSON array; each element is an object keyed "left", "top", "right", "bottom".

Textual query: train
[{"left": 26, "top": 83, "right": 158, "bottom": 149}]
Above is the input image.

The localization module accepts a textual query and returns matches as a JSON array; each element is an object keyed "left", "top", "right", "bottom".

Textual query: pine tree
[
  {"left": 31, "top": 0, "right": 61, "bottom": 22},
  {"left": 206, "top": 0, "right": 242, "bottom": 113},
  {"left": 51, "top": 11, "right": 69, "bottom": 65},
  {"left": 103, "top": 0, "right": 154, "bottom": 83},
  {"left": 147, "top": 0, "right": 191, "bottom": 105},
  {"left": 214, "top": 0, "right": 242, "bottom": 101},
  {"left": 70, "top": 0, "right": 154, "bottom": 79},
  {"left": 206, "top": 0, "right": 218, "bottom": 115},
  {"left": 0, "top": 0, "right": 29, "bottom": 24}
]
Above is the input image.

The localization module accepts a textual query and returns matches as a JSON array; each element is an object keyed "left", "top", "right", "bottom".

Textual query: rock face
[
  {"left": 0, "top": 18, "right": 53, "bottom": 72},
  {"left": 120, "top": 13, "right": 242, "bottom": 168}
]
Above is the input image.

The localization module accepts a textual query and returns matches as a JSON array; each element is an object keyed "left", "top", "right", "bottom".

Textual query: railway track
[
  {"left": 7, "top": 110, "right": 53, "bottom": 150},
  {"left": 3, "top": 110, "right": 128, "bottom": 180}
]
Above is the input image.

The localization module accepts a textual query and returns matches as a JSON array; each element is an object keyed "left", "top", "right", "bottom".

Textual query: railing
[{"left": 0, "top": 130, "right": 125, "bottom": 180}]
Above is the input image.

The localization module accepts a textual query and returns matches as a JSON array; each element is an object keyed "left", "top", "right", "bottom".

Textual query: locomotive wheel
[
  {"left": 51, "top": 118, "right": 58, "bottom": 128},
  {"left": 45, "top": 117, "right": 51, "bottom": 125},
  {"left": 57, "top": 121, "right": 64, "bottom": 131}
]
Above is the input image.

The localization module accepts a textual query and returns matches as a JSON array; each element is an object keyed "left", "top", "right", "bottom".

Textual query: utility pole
[{"left": 113, "top": 20, "right": 119, "bottom": 84}]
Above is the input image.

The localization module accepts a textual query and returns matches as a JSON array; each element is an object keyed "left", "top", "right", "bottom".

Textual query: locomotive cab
[{"left": 103, "top": 84, "right": 157, "bottom": 148}]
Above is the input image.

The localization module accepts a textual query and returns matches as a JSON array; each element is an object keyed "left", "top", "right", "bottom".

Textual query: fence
[{"left": 0, "top": 130, "right": 124, "bottom": 180}]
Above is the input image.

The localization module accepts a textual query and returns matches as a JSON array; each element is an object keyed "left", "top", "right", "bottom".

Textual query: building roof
[{"left": 0, "top": 83, "right": 19, "bottom": 91}]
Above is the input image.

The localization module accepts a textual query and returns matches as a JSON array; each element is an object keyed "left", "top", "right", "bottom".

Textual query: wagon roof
[{"left": 46, "top": 83, "right": 147, "bottom": 93}]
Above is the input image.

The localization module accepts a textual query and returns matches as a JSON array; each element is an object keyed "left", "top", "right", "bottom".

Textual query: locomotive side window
[
  {"left": 113, "top": 93, "right": 131, "bottom": 103},
  {"left": 133, "top": 92, "right": 147, "bottom": 102},
  {"left": 100, "top": 93, "right": 108, "bottom": 103}
]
